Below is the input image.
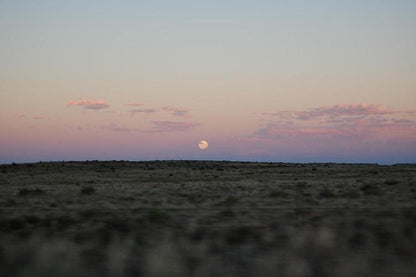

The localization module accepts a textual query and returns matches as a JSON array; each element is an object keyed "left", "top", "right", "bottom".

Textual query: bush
[
  {"left": 384, "top": 179, "right": 400, "bottom": 186},
  {"left": 147, "top": 207, "right": 170, "bottom": 224},
  {"left": 220, "top": 196, "right": 239, "bottom": 207},
  {"left": 18, "top": 188, "right": 44, "bottom": 196},
  {"left": 340, "top": 189, "right": 360, "bottom": 199},
  {"left": 360, "top": 183, "right": 380, "bottom": 195},
  {"left": 319, "top": 187, "right": 336, "bottom": 198},
  {"left": 80, "top": 186, "right": 96, "bottom": 195},
  {"left": 225, "top": 226, "right": 258, "bottom": 245},
  {"left": 269, "top": 190, "right": 288, "bottom": 198},
  {"left": 218, "top": 208, "right": 236, "bottom": 218},
  {"left": 295, "top": 181, "right": 308, "bottom": 190}
]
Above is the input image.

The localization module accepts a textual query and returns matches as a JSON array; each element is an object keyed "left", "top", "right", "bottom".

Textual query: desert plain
[{"left": 0, "top": 160, "right": 415, "bottom": 276}]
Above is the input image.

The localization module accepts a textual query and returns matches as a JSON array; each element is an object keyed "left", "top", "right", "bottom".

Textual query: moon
[{"left": 198, "top": 140, "right": 208, "bottom": 150}]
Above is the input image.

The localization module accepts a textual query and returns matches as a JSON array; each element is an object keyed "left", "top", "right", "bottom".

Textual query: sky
[{"left": 1, "top": 0, "right": 415, "bottom": 164}]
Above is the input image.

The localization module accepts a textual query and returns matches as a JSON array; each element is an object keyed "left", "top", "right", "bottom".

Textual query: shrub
[
  {"left": 80, "top": 186, "right": 96, "bottom": 195},
  {"left": 360, "top": 183, "right": 380, "bottom": 195},
  {"left": 319, "top": 187, "right": 336, "bottom": 198},
  {"left": 225, "top": 226, "right": 259, "bottom": 245},
  {"left": 269, "top": 190, "right": 288, "bottom": 198},
  {"left": 221, "top": 196, "right": 239, "bottom": 207},
  {"left": 340, "top": 189, "right": 360, "bottom": 199},
  {"left": 218, "top": 208, "right": 236, "bottom": 218},
  {"left": 8, "top": 218, "right": 25, "bottom": 230},
  {"left": 147, "top": 207, "right": 170, "bottom": 224},
  {"left": 384, "top": 179, "right": 400, "bottom": 186},
  {"left": 18, "top": 188, "right": 44, "bottom": 196},
  {"left": 295, "top": 181, "right": 308, "bottom": 190}
]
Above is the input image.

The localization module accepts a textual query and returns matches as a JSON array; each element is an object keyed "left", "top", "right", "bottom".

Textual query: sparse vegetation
[
  {"left": 340, "top": 189, "right": 360, "bottom": 199},
  {"left": 17, "top": 188, "right": 44, "bottom": 196},
  {"left": 0, "top": 161, "right": 415, "bottom": 277},
  {"left": 80, "top": 186, "right": 96, "bottom": 195},
  {"left": 219, "top": 195, "right": 239, "bottom": 207},
  {"left": 319, "top": 187, "right": 336, "bottom": 198},
  {"left": 147, "top": 207, "right": 170, "bottom": 224},
  {"left": 269, "top": 189, "right": 288, "bottom": 198},
  {"left": 384, "top": 179, "right": 400, "bottom": 185},
  {"left": 218, "top": 208, "right": 236, "bottom": 218},
  {"left": 295, "top": 181, "right": 308, "bottom": 189},
  {"left": 225, "top": 225, "right": 258, "bottom": 245},
  {"left": 360, "top": 183, "right": 380, "bottom": 195}
]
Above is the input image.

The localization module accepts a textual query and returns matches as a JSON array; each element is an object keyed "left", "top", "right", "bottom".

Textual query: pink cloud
[
  {"left": 266, "top": 103, "right": 396, "bottom": 121},
  {"left": 123, "top": 102, "right": 143, "bottom": 107},
  {"left": 253, "top": 103, "right": 416, "bottom": 148},
  {"left": 103, "top": 110, "right": 119, "bottom": 114},
  {"left": 147, "top": 121, "right": 200, "bottom": 132},
  {"left": 72, "top": 120, "right": 200, "bottom": 133},
  {"left": 130, "top": 108, "right": 157, "bottom": 114},
  {"left": 67, "top": 99, "right": 110, "bottom": 110},
  {"left": 162, "top": 106, "right": 192, "bottom": 118},
  {"left": 256, "top": 115, "right": 416, "bottom": 142},
  {"left": 101, "top": 124, "right": 132, "bottom": 133}
]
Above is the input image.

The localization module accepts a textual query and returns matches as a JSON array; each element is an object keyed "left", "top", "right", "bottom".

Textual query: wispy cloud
[
  {"left": 123, "top": 102, "right": 143, "bottom": 107},
  {"left": 264, "top": 103, "right": 395, "bottom": 121},
  {"left": 255, "top": 119, "right": 416, "bottom": 141},
  {"left": 147, "top": 121, "right": 200, "bottom": 132},
  {"left": 73, "top": 121, "right": 200, "bottom": 133},
  {"left": 255, "top": 103, "right": 416, "bottom": 143},
  {"left": 101, "top": 124, "right": 132, "bottom": 133},
  {"left": 130, "top": 108, "right": 157, "bottom": 114},
  {"left": 67, "top": 99, "right": 110, "bottom": 110},
  {"left": 162, "top": 106, "right": 192, "bottom": 118}
]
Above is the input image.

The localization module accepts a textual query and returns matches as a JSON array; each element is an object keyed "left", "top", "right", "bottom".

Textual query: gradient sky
[{"left": 1, "top": 0, "right": 415, "bottom": 164}]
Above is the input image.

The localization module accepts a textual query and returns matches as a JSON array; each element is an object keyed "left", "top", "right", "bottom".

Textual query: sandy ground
[{"left": 0, "top": 161, "right": 415, "bottom": 277}]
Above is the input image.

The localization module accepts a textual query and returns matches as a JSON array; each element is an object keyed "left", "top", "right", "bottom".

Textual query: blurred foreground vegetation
[{"left": 0, "top": 161, "right": 415, "bottom": 276}]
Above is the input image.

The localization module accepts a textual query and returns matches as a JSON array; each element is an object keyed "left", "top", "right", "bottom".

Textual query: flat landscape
[{"left": 0, "top": 161, "right": 415, "bottom": 277}]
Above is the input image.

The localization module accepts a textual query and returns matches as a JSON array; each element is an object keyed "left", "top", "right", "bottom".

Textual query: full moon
[{"left": 198, "top": 140, "right": 208, "bottom": 150}]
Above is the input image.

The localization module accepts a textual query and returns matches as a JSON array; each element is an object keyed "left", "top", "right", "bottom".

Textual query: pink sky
[{"left": 1, "top": 1, "right": 415, "bottom": 164}]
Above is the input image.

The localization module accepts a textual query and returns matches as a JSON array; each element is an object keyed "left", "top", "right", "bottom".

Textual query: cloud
[
  {"left": 130, "top": 108, "right": 157, "bottom": 114},
  {"left": 162, "top": 106, "right": 192, "bottom": 118},
  {"left": 103, "top": 110, "right": 119, "bottom": 114},
  {"left": 67, "top": 99, "right": 110, "bottom": 110},
  {"left": 255, "top": 103, "right": 416, "bottom": 143},
  {"left": 265, "top": 103, "right": 395, "bottom": 121},
  {"left": 123, "top": 102, "right": 143, "bottom": 107},
  {"left": 101, "top": 124, "right": 132, "bottom": 133},
  {"left": 147, "top": 121, "right": 200, "bottom": 132},
  {"left": 73, "top": 121, "right": 200, "bottom": 133}
]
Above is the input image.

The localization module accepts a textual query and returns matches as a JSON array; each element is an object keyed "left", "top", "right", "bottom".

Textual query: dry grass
[{"left": 0, "top": 161, "right": 415, "bottom": 277}]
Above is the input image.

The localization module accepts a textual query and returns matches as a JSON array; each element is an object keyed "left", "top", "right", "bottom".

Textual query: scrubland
[{"left": 0, "top": 161, "right": 415, "bottom": 276}]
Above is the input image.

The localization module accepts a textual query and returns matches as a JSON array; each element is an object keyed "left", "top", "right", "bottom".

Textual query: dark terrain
[{"left": 0, "top": 161, "right": 415, "bottom": 276}]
